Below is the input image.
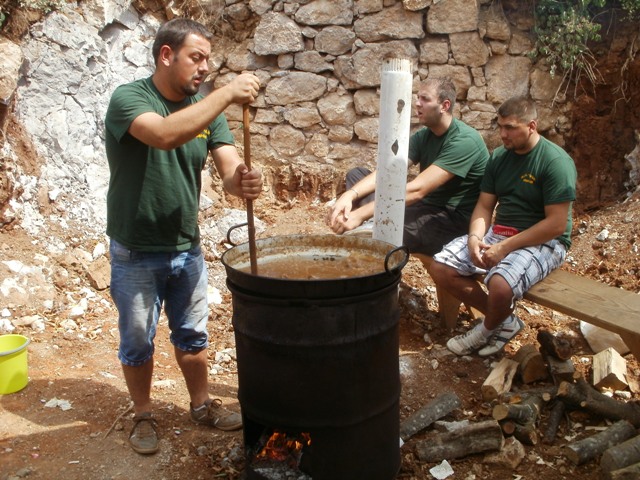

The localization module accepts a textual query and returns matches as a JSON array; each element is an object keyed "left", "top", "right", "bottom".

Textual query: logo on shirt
[
  {"left": 197, "top": 128, "right": 210, "bottom": 140},
  {"left": 521, "top": 173, "right": 536, "bottom": 185}
]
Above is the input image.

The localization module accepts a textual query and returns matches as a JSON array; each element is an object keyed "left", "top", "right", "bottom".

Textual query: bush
[{"left": 530, "top": 0, "right": 640, "bottom": 95}]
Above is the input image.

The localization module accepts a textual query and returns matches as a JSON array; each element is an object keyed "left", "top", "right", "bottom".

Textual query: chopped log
[
  {"left": 481, "top": 358, "right": 519, "bottom": 402},
  {"left": 399, "top": 391, "right": 462, "bottom": 440},
  {"left": 493, "top": 395, "right": 543, "bottom": 446},
  {"left": 600, "top": 435, "right": 640, "bottom": 479},
  {"left": 433, "top": 419, "right": 470, "bottom": 433},
  {"left": 557, "top": 377, "right": 640, "bottom": 427},
  {"left": 512, "top": 421, "right": 539, "bottom": 446},
  {"left": 610, "top": 462, "right": 640, "bottom": 480},
  {"left": 500, "top": 420, "right": 516, "bottom": 435},
  {"left": 537, "top": 329, "right": 573, "bottom": 360},
  {"left": 542, "top": 400, "right": 566, "bottom": 445},
  {"left": 593, "top": 347, "right": 629, "bottom": 391},
  {"left": 492, "top": 395, "right": 543, "bottom": 424},
  {"left": 415, "top": 420, "right": 504, "bottom": 462},
  {"left": 546, "top": 355, "right": 576, "bottom": 384},
  {"left": 502, "top": 386, "right": 558, "bottom": 403},
  {"left": 513, "top": 344, "right": 548, "bottom": 384},
  {"left": 563, "top": 420, "right": 637, "bottom": 465}
]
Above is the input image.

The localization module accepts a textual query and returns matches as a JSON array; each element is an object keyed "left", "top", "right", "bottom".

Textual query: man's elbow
[
  {"left": 155, "top": 137, "right": 183, "bottom": 151},
  {"left": 144, "top": 129, "right": 188, "bottom": 150},
  {"left": 550, "top": 222, "right": 568, "bottom": 238}
]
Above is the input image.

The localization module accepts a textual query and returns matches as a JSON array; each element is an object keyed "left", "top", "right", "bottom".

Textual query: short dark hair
[
  {"left": 498, "top": 96, "right": 538, "bottom": 123},
  {"left": 424, "top": 77, "right": 457, "bottom": 111},
  {"left": 152, "top": 18, "right": 213, "bottom": 65}
]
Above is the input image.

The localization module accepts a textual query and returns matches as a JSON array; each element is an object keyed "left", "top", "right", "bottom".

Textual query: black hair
[
  {"left": 497, "top": 96, "right": 538, "bottom": 122},
  {"left": 151, "top": 18, "right": 213, "bottom": 65}
]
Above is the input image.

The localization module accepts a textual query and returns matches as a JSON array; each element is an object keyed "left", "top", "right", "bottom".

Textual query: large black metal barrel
[{"left": 221, "top": 235, "right": 407, "bottom": 480}]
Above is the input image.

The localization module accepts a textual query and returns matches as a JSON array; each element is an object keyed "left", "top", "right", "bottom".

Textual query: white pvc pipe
[{"left": 373, "top": 58, "right": 413, "bottom": 247}]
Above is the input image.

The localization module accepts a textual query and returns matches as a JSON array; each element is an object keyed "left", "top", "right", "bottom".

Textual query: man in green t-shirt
[
  {"left": 431, "top": 96, "right": 577, "bottom": 357},
  {"left": 104, "top": 18, "right": 261, "bottom": 455},
  {"left": 326, "top": 78, "right": 489, "bottom": 263}
]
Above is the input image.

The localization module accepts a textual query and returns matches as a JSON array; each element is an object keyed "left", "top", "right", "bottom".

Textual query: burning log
[
  {"left": 513, "top": 344, "right": 548, "bottom": 384},
  {"left": 557, "top": 377, "right": 640, "bottom": 427},
  {"left": 399, "top": 392, "right": 462, "bottom": 441},
  {"left": 481, "top": 358, "right": 519, "bottom": 402},
  {"left": 609, "top": 462, "right": 640, "bottom": 480},
  {"left": 600, "top": 435, "right": 640, "bottom": 479},
  {"left": 542, "top": 400, "right": 566, "bottom": 445},
  {"left": 414, "top": 419, "right": 504, "bottom": 462},
  {"left": 563, "top": 420, "right": 637, "bottom": 465},
  {"left": 537, "top": 329, "right": 572, "bottom": 360}
]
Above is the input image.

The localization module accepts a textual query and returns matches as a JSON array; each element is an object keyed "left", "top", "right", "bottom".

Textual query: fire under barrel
[{"left": 221, "top": 235, "right": 408, "bottom": 480}]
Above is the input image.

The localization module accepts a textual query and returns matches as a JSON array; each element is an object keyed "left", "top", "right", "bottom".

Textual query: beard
[{"left": 182, "top": 81, "right": 201, "bottom": 97}]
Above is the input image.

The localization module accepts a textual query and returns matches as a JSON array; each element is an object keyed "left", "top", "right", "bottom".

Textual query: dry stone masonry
[
  {"left": 210, "top": 0, "right": 571, "bottom": 202},
  {"left": 2, "top": 0, "right": 572, "bottom": 238}
]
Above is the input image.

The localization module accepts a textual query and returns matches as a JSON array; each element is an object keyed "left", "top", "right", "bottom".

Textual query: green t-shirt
[
  {"left": 408, "top": 118, "right": 489, "bottom": 215},
  {"left": 482, "top": 137, "right": 577, "bottom": 248},
  {"left": 104, "top": 77, "right": 235, "bottom": 252}
]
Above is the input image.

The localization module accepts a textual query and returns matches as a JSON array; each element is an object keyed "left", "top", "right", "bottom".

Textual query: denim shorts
[{"left": 109, "top": 239, "right": 209, "bottom": 367}]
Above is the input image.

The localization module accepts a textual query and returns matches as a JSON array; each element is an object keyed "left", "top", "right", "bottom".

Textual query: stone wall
[
  {"left": 0, "top": 0, "right": 583, "bottom": 235},
  {"left": 206, "top": 0, "right": 571, "bottom": 200}
]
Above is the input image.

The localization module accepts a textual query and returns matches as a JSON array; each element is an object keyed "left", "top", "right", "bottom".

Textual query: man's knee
[
  {"left": 486, "top": 274, "right": 514, "bottom": 306},
  {"left": 429, "top": 260, "right": 450, "bottom": 284}
]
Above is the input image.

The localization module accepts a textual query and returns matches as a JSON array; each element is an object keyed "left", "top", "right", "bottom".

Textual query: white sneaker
[
  {"left": 478, "top": 315, "right": 525, "bottom": 357},
  {"left": 446, "top": 326, "right": 489, "bottom": 356}
]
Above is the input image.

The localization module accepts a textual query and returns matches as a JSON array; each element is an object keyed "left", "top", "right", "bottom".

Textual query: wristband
[
  {"left": 468, "top": 233, "right": 483, "bottom": 242},
  {"left": 349, "top": 188, "right": 359, "bottom": 199}
]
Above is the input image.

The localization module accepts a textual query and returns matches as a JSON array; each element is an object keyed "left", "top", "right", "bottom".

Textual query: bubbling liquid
[{"left": 240, "top": 254, "right": 384, "bottom": 279}]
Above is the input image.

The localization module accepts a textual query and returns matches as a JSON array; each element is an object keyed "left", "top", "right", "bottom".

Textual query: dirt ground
[{"left": 1, "top": 188, "right": 639, "bottom": 480}]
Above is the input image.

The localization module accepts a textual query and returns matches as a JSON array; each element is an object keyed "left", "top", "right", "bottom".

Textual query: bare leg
[
  {"left": 483, "top": 274, "right": 515, "bottom": 329},
  {"left": 122, "top": 359, "right": 154, "bottom": 415},
  {"left": 175, "top": 347, "right": 209, "bottom": 408},
  {"left": 431, "top": 262, "right": 515, "bottom": 329},
  {"left": 429, "top": 261, "right": 490, "bottom": 314},
  {"left": 413, "top": 254, "right": 464, "bottom": 330}
]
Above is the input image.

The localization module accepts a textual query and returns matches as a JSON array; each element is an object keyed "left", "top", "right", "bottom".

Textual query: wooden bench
[{"left": 433, "top": 268, "right": 640, "bottom": 361}]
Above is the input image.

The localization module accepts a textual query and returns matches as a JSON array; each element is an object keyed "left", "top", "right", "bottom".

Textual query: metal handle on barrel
[{"left": 384, "top": 245, "right": 409, "bottom": 275}]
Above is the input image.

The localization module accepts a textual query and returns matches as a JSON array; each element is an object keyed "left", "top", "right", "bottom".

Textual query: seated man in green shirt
[
  {"left": 431, "top": 96, "right": 577, "bottom": 357},
  {"left": 327, "top": 78, "right": 489, "bottom": 265}
]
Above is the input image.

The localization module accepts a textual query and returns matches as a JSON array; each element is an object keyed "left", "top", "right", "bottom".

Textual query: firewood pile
[{"left": 400, "top": 330, "right": 640, "bottom": 479}]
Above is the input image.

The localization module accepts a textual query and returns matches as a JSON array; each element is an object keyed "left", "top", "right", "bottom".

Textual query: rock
[{"left": 88, "top": 256, "right": 110, "bottom": 291}]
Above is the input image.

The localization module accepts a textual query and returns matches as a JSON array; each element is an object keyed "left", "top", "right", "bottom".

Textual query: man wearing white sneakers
[{"left": 430, "top": 96, "right": 577, "bottom": 357}]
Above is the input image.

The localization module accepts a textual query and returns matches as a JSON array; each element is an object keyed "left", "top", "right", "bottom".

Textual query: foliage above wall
[{"left": 529, "top": 0, "right": 640, "bottom": 96}]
